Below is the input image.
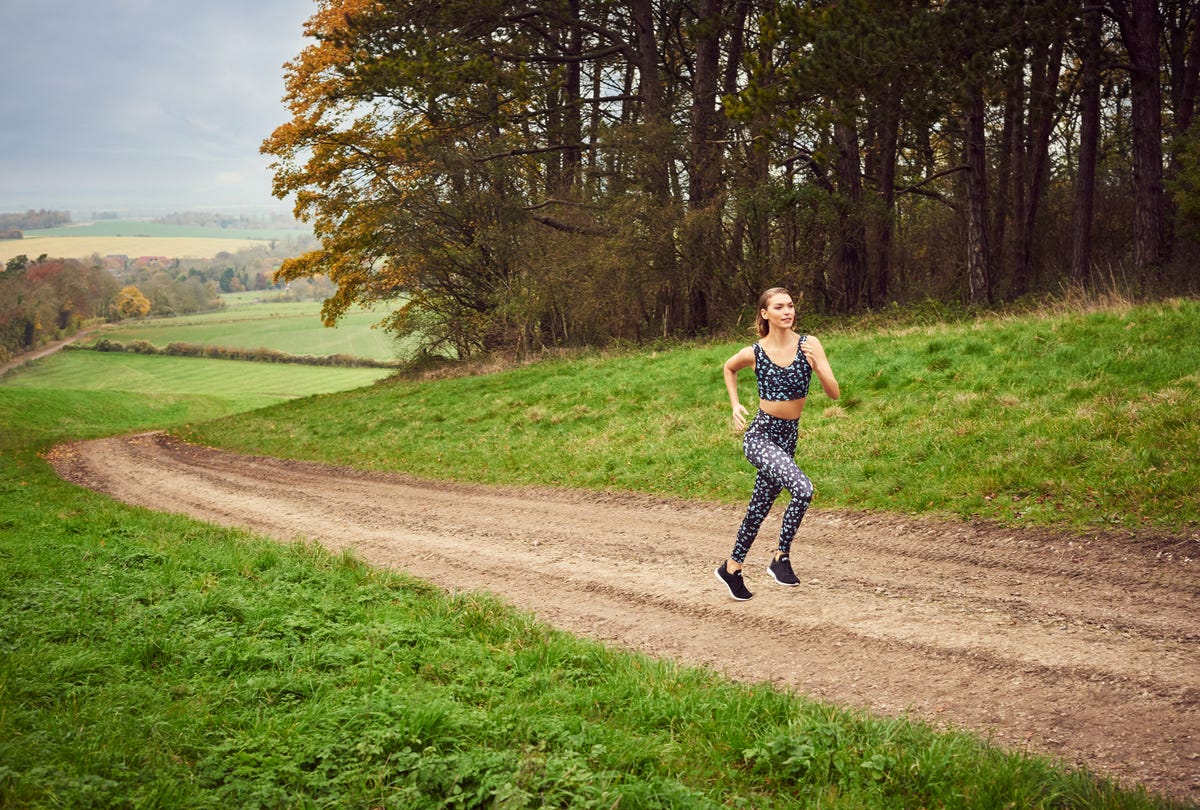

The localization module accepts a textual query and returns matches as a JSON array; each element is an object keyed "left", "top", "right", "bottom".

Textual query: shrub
[{"left": 84, "top": 338, "right": 399, "bottom": 369}]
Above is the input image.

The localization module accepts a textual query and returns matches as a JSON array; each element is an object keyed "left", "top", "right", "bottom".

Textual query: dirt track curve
[
  {"left": 0, "top": 328, "right": 99, "bottom": 377},
  {"left": 47, "top": 432, "right": 1199, "bottom": 803}
]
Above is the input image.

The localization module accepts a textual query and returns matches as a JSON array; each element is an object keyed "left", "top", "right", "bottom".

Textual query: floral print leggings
[{"left": 731, "top": 410, "right": 814, "bottom": 563}]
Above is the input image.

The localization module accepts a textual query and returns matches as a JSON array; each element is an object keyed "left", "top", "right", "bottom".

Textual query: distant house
[
  {"left": 103, "top": 255, "right": 129, "bottom": 271},
  {"left": 133, "top": 256, "right": 171, "bottom": 269}
]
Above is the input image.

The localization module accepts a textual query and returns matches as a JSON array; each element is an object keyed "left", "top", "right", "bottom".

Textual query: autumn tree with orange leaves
[
  {"left": 265, "top": 0, "right": 763, "bottom": 357},
  {"left": 112, "top": 285, "right": 152, "bottom": 320},
  {"left": 265, "top": 0, "right": 1200, "bottom": 359},
  {"left": 0, "top": 258, "right": 119, "bottom": 361}
]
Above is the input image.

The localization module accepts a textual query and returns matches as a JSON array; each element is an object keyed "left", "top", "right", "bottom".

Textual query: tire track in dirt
[{"left": 46, "top": 432, "right": 1200, "bottom": 803}]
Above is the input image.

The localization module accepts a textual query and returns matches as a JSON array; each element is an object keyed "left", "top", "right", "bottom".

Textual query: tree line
[
  {"left": 0, "top": 237, "right": 347, "bottom": 365},
  {"left": 0, "top": 257, "right": 119, "bottom": 364},
  {"left": 0, "top": 209, "right": 71, "bottom": 232},
  {"left": 0, "top": 253, "right": 235, "bottom": 364},
  {"left": 87, "top": 338, "right": 399, "bottom": 369},
  {"left": 0, "top": 209, "right": 72, "bottom": 240},
  {"left": 265, "top": 0, "right": 1200, "bottom": 357}
]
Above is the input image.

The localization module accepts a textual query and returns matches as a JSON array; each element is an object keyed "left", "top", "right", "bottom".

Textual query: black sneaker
[
  {"left": 768, "top": 554, "right": 800, "bottom": 586},
  {"left": 714, "top": 562, "right": 753, "bottom": 601}
]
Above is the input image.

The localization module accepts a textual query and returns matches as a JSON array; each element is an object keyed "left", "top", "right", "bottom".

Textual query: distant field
[
  {"left": 0, "top": 219, "right": 312, "bottom": 262},
  {"left": 1, "top": 291, "right": 399, "bottom": 422},
  {"left": 0, "top": 235, "right": 271, "bottom": 262},
  {"left": 96, "top": 296, "right": 406, "bottom": 361},
  {"left": 29, "top": 221, "right": 308, "bottom": 241},
  {"left": 1, "top": 351, "right": 391, "bottom": 413}
]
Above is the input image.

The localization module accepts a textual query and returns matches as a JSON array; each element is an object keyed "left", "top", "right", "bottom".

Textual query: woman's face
[{"left": 761, "top": 293, "right": 795, "bottom": 332}]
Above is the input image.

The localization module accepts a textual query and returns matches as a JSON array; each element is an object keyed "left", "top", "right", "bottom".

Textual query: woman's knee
[{"left": 789, "top": 473, "right": 814, "bottom": 503}]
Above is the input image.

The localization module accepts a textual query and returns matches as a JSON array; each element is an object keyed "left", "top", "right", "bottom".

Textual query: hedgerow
[{"left": 82, "top": 338, "right": 399, "bottom": 369}]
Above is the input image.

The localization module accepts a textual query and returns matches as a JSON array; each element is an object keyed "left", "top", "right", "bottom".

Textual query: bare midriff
[{"left": 759, "top": 397, "right": 806, "bottom": 421}]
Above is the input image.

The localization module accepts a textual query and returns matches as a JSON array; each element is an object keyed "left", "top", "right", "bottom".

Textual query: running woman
[{"left": 716, "top": 287, "right": 840, "bottom": 600}]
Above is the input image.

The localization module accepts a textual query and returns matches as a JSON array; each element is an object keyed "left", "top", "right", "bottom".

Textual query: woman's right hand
[{"left": 731, "top": 403, "right": 749, "bottom": 431}]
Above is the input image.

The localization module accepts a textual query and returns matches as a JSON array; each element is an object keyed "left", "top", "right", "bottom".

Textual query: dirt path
[
  {"left": 47, "top": 432, "right": 1199, "bottom": 803},
  {"left": 0, "top": 327, "right": 99, "bottom": 376}
]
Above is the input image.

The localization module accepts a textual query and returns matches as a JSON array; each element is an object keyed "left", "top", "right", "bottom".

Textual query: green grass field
[
  {"left": 3, "top": 351, "right": 390, "bottom": 413},
  {"left": 0, "top": 297, "right": 1195, "bottom": 808},
  {"left": 95, "top": 299, "right": 405, "bottom": 362}
]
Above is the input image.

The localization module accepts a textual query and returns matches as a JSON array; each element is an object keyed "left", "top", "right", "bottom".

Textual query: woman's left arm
[{"left": 803, "top": 335, "right": 840, "bottom": 400}]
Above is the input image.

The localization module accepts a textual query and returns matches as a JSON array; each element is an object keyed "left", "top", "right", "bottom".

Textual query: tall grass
[{"left": 183, "top": 299, "right": 1200, "bottom": 532}]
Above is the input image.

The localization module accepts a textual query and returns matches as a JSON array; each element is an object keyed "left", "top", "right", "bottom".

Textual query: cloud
[{"left": 0, "top": 0, "right": 313, "bottom": 215}]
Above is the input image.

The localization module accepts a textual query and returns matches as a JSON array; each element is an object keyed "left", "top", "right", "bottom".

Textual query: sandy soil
[{"left": 47, "top": 432, "right": 1199, "bottom": 803}]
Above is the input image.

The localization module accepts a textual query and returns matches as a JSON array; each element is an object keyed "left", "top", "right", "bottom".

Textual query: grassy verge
[{"left": 182, "top": 299, "right": 1200, "bottom": 533}]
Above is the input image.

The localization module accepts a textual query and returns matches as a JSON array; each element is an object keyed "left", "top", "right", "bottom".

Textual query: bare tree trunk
[
  {"left": 586, "top": 23, "right": 605, "bottom": 196},
  {"left": 716, "top": 0, "right": 751, "bottom": 315},
  {"left": 741, "top": 0, "right": 774, "bottom": 297},
  {"left": 1013, "top": 34, "right": 1063, "bottom": 297},
  {"left": 1110, "top": 0, "right": 1166, "bottom": 275},
  {"left": 867, "top": 76, "right": 900, "bottom": 308},
  {"left": 1163, "top": 0, "right": 1200, "bottom": 266},
  {"left": 832, "top": 118, "right": 867, "bottom": 312},
  {"left": 992, "top": 56, "right": 1021, "bottom": 301},
  {"left": 629, "top": 0, "right": 680, "bottom": 333},
  {"left": 683, "top": 0, "right": 724, "bottom": 331},
  {"left": 964, "top": 84, "right": 991, "bottom": 305},
  {"left": 1006, "top": 52, "right": 1030, "bottom": 299},
  {"left": 1164, "top": 0, "right": 1200, "bottom": 147},
  {"left": 1072, "top": 1, "right": 1101, "bottom": 287},
  {"left": 722, "top": 0, "right": 750, "bottom": 100},
  {"left": 563, "top": 0, "right": 583, "bottom": 191},
  {"left": 689, "top": 0, "right": 723, "bottom": 210},
  {"left": 629, "top": 0, "right": 670, "bottom": 201},
  {"left": 545, "top": 79, "right": 563, "bottom": 196}
]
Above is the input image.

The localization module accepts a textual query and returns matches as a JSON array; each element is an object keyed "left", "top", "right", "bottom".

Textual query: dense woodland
[{"left": 265, "top": 0, "right": 1200, "bottom": 357}]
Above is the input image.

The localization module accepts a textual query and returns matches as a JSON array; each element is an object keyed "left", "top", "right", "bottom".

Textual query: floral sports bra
[{"left": 754, "top": 338, "right": 812, "bottom": 401}]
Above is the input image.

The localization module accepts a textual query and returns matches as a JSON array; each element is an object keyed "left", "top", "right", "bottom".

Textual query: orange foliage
[{"left": 113, "top": 285, "right": 152, "bottom": 320}]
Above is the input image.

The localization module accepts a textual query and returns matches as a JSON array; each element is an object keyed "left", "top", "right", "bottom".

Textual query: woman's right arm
[{"left": 723, "top": 346, "right": 755, "bottom": 430}]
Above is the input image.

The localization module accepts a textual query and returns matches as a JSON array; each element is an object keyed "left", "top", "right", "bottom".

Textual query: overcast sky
[{"left": 0, "top": 0, "right": 315, "bottom": 218}]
